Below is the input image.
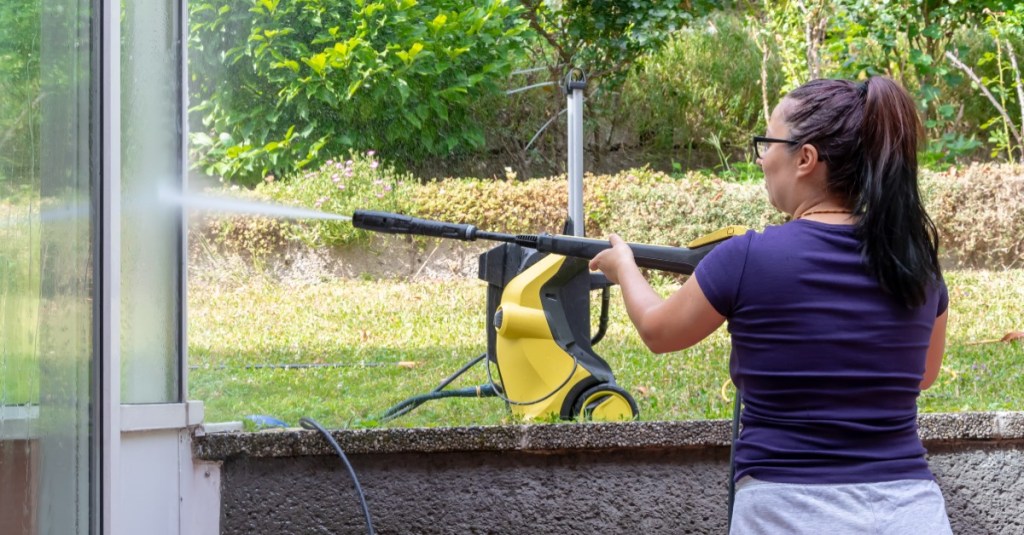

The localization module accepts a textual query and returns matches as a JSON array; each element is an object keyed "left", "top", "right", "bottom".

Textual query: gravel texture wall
[{"left": 195, "top": 412, "right": 1024, "bottom": 534}]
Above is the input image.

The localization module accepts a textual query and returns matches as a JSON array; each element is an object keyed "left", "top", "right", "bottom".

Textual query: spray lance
[{"left": 352, "top": 209, "right": 747, "bottom": 274}]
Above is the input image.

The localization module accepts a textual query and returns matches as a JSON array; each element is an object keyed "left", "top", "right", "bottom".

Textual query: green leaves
[
  {"left": 302, "top": 53, "right": 328, "bottom": 76},
  {"left": 189, "top": 0, "right": 530, "bottom": 185},
  {"left": 428, "top": 14, "right": 448, "bottom": 33},
  {"left": 258, "top": 0, "right": 279, "bottom": 14},
  {"left": 395, "top": 42, "right": 425, "bottom": 66}
]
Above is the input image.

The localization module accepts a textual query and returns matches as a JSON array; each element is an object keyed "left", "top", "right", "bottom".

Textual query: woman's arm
[
  {"left": 920, "top": 310, "right": 948, "bottom": 390},
  {"left": 589, "top": 234, "right": 726, "bottom": 354}
]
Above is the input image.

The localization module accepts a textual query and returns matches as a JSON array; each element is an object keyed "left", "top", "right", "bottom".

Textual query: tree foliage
[
  {"left": 189, "top": 0, "right": 531, "bottom": 185},
  {"left": 519, "top": 1, "right": 719, "bottom": 86},
  {"left": 187, "top": 0, "right": 1024, "bottom": 183},
  {"left": 514, "top": 0, "right": 721, "bottom": 158},
  {"left": 747, "top": 0, "right": 1020, "bottom": 165}
]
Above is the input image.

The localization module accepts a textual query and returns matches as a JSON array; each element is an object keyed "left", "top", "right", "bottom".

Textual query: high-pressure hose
[
  {"left": 379, "top": 353, "right": 496, "bottom": 422},
  {"left": 727, "top": 392, "right": 743, "bottom": 530}
]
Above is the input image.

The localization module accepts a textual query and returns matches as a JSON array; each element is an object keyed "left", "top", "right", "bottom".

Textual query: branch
[
  {"left": 1006, "top": 41, "right": 1024, "bottom": 159},
  {"left": 518, "top": 0, "right": 570, "bottom": 66},
  {"left": 944, "top": 50, "right": 1024, "bottom": 151},
  {"left": 756, "top": 31, "right": 770, "bottom": 122}
]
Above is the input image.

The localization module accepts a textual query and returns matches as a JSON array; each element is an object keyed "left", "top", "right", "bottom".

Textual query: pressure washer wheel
[{"left": 572, "top": 384, "right": 639, "bottom": 421}]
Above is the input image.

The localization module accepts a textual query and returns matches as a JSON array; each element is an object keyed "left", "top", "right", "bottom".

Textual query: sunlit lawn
[{"left": 188, "top": 269, "right": 1024, "bottom": 429}]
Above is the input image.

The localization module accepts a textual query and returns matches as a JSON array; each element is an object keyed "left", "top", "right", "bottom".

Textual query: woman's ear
[{"left": 795, "top": 143, "right": 822, "bottom": 178}]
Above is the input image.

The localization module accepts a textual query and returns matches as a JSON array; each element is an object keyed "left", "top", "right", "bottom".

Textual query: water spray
[{"left": 160, "top": 188, "right": 351, "bottom": 221}]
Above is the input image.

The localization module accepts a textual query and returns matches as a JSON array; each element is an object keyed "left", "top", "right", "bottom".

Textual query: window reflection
[{"left": 1, "top": 0, "right": 96, "bottom": 531}]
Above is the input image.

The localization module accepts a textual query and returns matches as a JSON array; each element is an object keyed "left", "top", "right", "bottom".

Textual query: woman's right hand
[{"left": 588, "top": 234, "right": 636, "bottom": 285}]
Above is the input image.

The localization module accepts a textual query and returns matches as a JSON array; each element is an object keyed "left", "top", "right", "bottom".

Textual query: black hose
[
  {"left": 380, "top": 385, "right": 497, "bottom": 421},
  {"left": 433, "top": 353, "right": 487, "bottom": 392},
  {"left": 591, "top": 286, "right": 611, "bottom": 346},
  {"left": 299, "top": 417, "right": 375, "bottom": 535},
  {"left": 378, "top": 353, "right": 488, "bottom": 421},
  {"left": 726, "top": 392, "right": 742, "bottom": 530}
]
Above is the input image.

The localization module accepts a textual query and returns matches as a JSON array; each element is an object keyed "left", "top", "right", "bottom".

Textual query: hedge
[{"left": 194, "top": 163, "right": 1024, "bottom": 271}]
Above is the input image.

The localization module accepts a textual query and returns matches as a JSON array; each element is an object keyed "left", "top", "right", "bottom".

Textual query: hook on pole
[{"left": 563, "top": 67, "right": 587, "bottom": 93}]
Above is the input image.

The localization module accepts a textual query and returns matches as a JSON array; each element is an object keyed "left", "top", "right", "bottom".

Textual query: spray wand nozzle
[{"left": 352, "top": 210, "right": 742, "bottom": 276}]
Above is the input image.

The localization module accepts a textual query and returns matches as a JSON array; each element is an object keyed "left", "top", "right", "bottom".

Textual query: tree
[
  {"left": 189, "top": 0, "right": 531, "bottom": 185},
  {"left": 514, "top": 1, "right": 719, "bottom": 165}
]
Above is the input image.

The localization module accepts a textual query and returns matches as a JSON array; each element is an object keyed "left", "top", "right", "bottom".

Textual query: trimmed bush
[
  {"left": 193, "top": 163, "right": 1024, "bottom": 271},
  {"left": 925, "top": 163, "right": 1024, "bottom": 269},
  {"left": 591, "top": 170, "right": 786, "bottom": 246}
]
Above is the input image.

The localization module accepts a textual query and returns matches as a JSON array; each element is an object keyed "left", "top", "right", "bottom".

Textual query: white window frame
[{"left": 100, "top": 0, "right": 215, "bottom": 532}]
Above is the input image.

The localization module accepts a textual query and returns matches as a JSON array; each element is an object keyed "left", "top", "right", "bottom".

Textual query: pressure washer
[
  {"left": 354, "top": 69, "right": 746, "bottom": 424},
  {"left": 355, "top": 209, "right": 746, "bottom": 422}
]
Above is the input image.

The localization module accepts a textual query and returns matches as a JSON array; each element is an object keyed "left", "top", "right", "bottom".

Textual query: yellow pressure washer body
[
  {"left": 479, "top": 243, "right": 635, "bottom": 421},
  {"left": 354, "top": 210, "right": 746, "bottom": 422}
]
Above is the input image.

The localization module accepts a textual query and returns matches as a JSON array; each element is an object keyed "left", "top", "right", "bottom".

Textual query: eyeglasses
[{"left": 752, "top": 136, "right": 799, "bottom": 159}]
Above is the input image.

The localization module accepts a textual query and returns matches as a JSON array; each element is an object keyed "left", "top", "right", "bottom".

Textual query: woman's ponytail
[{"left": 855, "top": 77, "right": 941, "bottom": 308}]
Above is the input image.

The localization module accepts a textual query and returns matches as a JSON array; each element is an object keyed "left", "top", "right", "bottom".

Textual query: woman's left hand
[{"left": 588, "top": 234, "right": 636, "bottom": 285}]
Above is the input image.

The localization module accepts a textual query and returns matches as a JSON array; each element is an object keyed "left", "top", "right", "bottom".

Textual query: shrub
[
  {"left": 193, "top": 163, "right": 1024, "bottom": 272},
  {"left": 412, "top": 173, "right": 607, "bottom": 236},
  {"left": 188, "top": 0, "right": 530, "bottom": 186},
  {"left": 924, "top": 163, "right": 1024, "bottom": 268},
  {"left": 619, "top": 13, "right": 783, "bottom": 158},
  {"left": 189, "top": 186, "right": 292, "bottom": 263},
  {"left": 261, "top": 150, "right": 414, "bottom": 246},
  {"left": 592, "top": 170, "right": 786, "bottom": 246}
]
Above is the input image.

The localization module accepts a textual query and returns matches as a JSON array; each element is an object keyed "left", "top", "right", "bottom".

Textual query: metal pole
[{"left": 564, "top": 68, "right": 586, "bottom": 236}]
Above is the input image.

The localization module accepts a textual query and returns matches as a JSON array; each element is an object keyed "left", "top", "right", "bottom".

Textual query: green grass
[{"left": 188, "top": 269, "right": 1024, "bottom": 429}]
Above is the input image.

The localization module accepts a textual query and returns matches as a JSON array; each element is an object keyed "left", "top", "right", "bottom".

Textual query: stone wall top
[{"left": 193, "top": 411, "right": 1024, "bottom": 461}]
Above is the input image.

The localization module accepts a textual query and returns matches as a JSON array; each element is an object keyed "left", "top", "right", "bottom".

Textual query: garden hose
[
  {"left": 727, "top": 392, "right": 742, "bottom": 530},
  {"left": 300, "top": 416, "right": 375, "bottom": 535},
  {"left": 379, "top": 353, "right": 491, "bottom": 422},
  {"left": 380, "top": 385, "right": 498, "bottom": 421}
]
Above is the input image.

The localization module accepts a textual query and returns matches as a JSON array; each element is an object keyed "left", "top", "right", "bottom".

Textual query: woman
[{"left": 589, "top": 77, "right": 951, "bottom": 534}]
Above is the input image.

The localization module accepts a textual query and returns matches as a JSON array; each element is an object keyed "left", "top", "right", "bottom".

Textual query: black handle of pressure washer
[
  {"left": 531, "top": 235, "right": 711, "bottom": 276},
  {"left": 353, "top": 210, "right": 717, "bottom": 275},
  {"left": 353, "top": 210, "right": 479, "bottom": 241}
]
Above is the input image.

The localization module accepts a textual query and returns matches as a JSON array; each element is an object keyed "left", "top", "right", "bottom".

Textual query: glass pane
[
  {"left": 120, "top": 0, "right": 183, "bottom": 403},
  {"left": 1, "top": 0, "right": 96, "bottom": 531}
]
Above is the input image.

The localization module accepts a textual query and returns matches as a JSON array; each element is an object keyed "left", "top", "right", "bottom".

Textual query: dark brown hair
[{"left": 784, "top": 77, "right": 941, "bottom": 308}]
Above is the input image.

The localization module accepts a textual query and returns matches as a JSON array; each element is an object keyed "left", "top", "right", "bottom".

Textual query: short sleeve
[
  {"left": 693, "top": 230, "right": 754, "bottom": 318},
  {"left": 936, "top": 278, "right": 949, "bottom": 316}
]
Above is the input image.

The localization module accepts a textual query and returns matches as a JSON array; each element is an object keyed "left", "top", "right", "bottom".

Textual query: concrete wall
[{"left": 194, "top": 413, "right": 1024, "bottom": 534}]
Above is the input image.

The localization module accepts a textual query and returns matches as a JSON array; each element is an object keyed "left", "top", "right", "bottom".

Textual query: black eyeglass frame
[{"left": 751, "top": 136, "right": 799, "bottom": 159}]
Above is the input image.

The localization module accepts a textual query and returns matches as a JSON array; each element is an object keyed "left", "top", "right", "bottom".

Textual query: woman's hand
[
  {"left": 590, "top": 233, "right": 725, "bottom": 353},
  {"left": 588, "top": 234, "right": 636, "bottom": 284}
]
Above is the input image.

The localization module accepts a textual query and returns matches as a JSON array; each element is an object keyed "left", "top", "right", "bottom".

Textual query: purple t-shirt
[{"left": 694, "top": 219, "right": 948, "bottom": 484}]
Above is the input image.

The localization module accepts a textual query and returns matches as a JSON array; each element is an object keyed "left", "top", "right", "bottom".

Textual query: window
[{"left": 0, "top": 0, "right": 99, "bottom": 531}]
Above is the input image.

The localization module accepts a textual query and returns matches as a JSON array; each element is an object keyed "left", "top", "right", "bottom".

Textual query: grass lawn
[{"left": 188, "top": 269, "right": 1024, "bottom": 429}]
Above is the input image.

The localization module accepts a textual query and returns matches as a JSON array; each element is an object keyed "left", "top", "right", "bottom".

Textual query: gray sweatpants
[{"left": 729, "top": 477, "right": 953, "bottom": 535}]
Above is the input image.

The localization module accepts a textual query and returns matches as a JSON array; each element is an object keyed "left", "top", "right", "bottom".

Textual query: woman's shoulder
[{"left": 758, "top": 219, "right": 857, "bottom": 243}]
